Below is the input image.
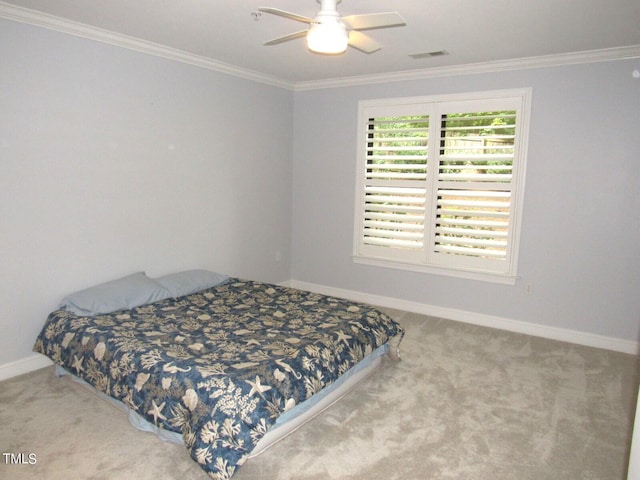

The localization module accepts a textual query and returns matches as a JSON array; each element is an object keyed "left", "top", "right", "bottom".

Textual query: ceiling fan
[{"left": 258, "top": 0, "right": 406, "bottom": 55}]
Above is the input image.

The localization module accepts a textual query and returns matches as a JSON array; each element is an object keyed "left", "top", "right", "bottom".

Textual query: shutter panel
[
  {"left": 430, "top": 111, "right": 516, "bottom": 270},
  {"left": 363, "top": 185, "right": 426, "bottom": 248},
  {"left": 434, "top": 189, "right": 510, "bottom": 258},
  {"left": 360, "top": 115, "right": 429, "bottom": 257}
]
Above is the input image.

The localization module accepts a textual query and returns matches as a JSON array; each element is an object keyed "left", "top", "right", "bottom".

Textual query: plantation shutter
[
  {"left": 427, "top": 98, "right": 523, "bottom": 275},
  {"left": 355, "top": 90, "right": 529, "bottom": 282},
  {"left": 358, "top": 110, "right": 429, "bottom": 263}
]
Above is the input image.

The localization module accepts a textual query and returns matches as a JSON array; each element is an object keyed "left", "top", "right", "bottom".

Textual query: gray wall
[
  {"left": 0, "top": 19, "right": 294, "bottom": 366},
  {"left": 291, "top": 60, "right": 640, "bottom": 343}
]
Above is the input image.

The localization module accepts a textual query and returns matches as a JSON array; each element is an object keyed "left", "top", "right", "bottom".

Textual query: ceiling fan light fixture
[{"left": 306, "top": 22, "right": 348, "bottom": 54}]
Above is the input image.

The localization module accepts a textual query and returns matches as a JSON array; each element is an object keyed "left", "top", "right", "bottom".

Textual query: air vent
[{"left": 408, "top": 50, "right": 449, "bottom": 59}]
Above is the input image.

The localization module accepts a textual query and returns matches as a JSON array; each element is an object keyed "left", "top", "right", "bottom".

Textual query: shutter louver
[{"left": 362, "top": 116, "right": 429, "bottom": 252}]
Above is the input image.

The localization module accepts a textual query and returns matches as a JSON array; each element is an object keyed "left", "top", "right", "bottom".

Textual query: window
[{"left": 353, "top": 89, "right": 531, "bottom": 284}]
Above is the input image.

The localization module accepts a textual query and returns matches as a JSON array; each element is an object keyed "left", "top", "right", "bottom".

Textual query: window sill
[{"left": 352, "top": 255, "right": 517, "bottom": 285}]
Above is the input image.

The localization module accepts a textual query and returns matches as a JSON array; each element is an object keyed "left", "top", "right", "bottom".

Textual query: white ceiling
[{"left": 2, "top": 0, "right": 640, "bottom": 87}]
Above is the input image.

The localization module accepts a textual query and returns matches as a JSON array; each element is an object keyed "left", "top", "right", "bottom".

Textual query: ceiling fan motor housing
[{"left": 308, "top": 0, "right": 348, "bottom": 53}]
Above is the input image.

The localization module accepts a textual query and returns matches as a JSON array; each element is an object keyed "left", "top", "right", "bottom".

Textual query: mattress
[{"left": 34, "top": 278, "right": 404, "bottom": 479}]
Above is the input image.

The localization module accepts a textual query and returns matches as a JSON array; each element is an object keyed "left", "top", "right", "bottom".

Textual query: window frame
[{"left": 352, "top": 88, "right": 532, "bottom": 285}]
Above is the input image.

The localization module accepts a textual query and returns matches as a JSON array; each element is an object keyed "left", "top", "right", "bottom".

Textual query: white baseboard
[
  {"left": 0, "top": 354, "right": 52, "bottom": 382},
  {"left": 286, "top": 280, "right": 639, "bottom": 355}
]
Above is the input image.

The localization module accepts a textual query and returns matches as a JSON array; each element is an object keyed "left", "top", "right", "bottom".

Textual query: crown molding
[
  {"left": 2, "top": 2, "right": 639, "bottom": 93},
  {"left": 294, "top": 45, "right": 640, "bottom": 91},
  {"left": 0, "top": 2, "right": 295, "bottom": 90}
]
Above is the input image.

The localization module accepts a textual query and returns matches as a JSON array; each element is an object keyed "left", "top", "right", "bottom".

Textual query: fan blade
[
  {"left": 258, "top": 7, "right": 313, "bottom": 24},
  {"left": 264, "top": 30, "right": 308, "bottom": 46},
  {"left": 348, "top": 30, "right": 381, "bottom": 54},
  {"left": 342, "top": 12, "right": 406, "bottom": 30}
]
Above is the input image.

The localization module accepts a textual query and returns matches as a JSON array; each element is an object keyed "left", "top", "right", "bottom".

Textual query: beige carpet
[{"left": 1, "top": 310, "right": 638, "bottom": 480}]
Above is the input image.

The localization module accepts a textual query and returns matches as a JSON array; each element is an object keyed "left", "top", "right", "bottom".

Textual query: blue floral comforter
[{"left": 33, "top": 279, "right": 404, "bottom": 479}]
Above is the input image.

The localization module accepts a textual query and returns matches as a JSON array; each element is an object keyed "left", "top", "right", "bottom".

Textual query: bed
[{"left": 33, "top": 272, "right": 404, "bottom": 479}]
